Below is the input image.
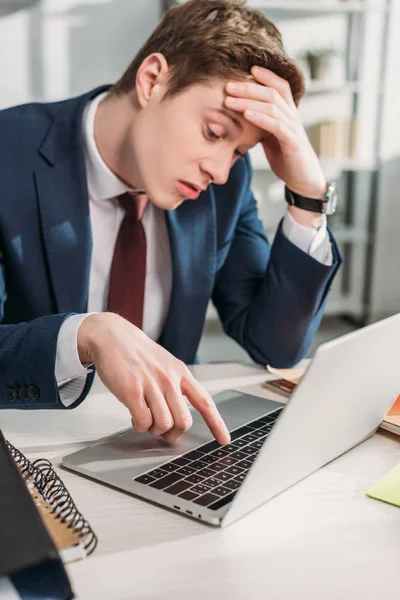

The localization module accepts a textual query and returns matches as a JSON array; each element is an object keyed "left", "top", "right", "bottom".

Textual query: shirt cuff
[
  {"left": 55, "top": 313, "right": 93, "bottom": 386},
  {"left": 282, "top": 208, "right": 333, "bottom": 266}
]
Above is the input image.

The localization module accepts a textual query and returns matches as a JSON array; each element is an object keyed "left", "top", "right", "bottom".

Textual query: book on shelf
[{"left": 307, "top": 118, "right": 358, "bottom": 160}]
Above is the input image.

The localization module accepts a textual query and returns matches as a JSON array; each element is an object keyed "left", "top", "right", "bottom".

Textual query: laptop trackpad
[{"left": 62, "top": 390, "right": 282, "bottom": 478}]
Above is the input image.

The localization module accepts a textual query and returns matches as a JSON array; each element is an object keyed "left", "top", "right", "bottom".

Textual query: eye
[
  {"left": 205, "top": 125, "right": 246, "bottom": 160},
  {"left": 206, "top": 126, "right": 221, "bottom": 141}
]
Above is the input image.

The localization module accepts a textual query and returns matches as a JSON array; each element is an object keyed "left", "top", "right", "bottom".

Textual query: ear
[{"left": 135, "top": 53, "right": 169, "bottom": 108}]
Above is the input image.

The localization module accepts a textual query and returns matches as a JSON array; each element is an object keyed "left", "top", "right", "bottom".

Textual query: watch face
[{"left": 325, "top": 184, "right": 338, "bottom": 216}]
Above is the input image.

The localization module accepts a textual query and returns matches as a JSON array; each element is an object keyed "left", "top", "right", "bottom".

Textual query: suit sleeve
[
  {"left": 0, "top": 315, "right": 94, "bottom": 409},
  {"left": 211, "top": 156, "right": 342, "bottom": 368}
]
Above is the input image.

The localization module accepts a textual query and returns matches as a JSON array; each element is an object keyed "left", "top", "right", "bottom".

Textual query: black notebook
[
  {"left": 1, "top": 434, "right": 97, "bottom": 566},
  {"left": 0, "top": 430, "right": 75, "bottom": 599}
]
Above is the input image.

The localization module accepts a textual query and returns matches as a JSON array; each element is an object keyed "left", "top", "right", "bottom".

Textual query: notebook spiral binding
[{"left": 6, "top": 440, "right": 98, "bottom": 556}]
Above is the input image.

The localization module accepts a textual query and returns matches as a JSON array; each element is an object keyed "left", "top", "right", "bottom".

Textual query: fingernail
[
  {"left": 246, "top": 109, "right": 255, "bottom": 118},
  {"left": 227, "top": 82, "right": 237, "bottom": 91},
  {"left": 226, "top": 96, "right": 237, "bottom": 104}
]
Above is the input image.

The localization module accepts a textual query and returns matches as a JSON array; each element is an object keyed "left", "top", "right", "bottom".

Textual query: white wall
[
  {"left": 380, "top": 0, "right": 400, "bottom": 162},
  {"left": 0, "top": 0, "right": 162, "bottom": 108}
]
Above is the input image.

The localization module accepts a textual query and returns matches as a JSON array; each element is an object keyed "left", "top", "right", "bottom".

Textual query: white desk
[{"left": 5, "top": 367, "right": 400, "bottom": 600}]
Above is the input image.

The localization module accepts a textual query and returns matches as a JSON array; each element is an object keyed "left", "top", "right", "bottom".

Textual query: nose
[{"left": 201, "top": 152, "right": 233, "bottom": 186}]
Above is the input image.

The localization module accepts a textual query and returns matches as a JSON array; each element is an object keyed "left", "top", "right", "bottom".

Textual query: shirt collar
[{"left": 83, "top": 91, "right": 140, "bottom": 202}]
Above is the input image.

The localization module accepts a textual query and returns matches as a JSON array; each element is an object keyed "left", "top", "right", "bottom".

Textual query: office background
[{"left": 0, "top": 0, "right": 399, "bottom": 363}]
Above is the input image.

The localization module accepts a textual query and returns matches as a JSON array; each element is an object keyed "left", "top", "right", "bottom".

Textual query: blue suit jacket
[{"left": 0, "top": 86, "right": 341, "bottom": 409}]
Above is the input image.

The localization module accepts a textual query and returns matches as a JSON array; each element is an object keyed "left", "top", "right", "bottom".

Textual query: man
[{"left": 0, "top": 0, "right": 341, "bottom": 445}]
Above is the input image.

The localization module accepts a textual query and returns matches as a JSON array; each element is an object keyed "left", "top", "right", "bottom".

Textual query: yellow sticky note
[{"left": 366, "top": 463, "right": 400, "bottom": 509}]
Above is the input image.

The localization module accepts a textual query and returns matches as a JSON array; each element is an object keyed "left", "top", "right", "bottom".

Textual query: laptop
[{"left": 62, "top": 313, "right": 400, "bottom": 527}]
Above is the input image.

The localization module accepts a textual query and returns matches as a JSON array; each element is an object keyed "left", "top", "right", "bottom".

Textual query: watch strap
[{"left": 285, "top": 186, "right": 327, "bottom": 214}]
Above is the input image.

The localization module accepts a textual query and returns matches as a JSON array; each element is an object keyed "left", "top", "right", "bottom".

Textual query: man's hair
[{"left": 112, "top": 0, "right": 304, "bottom": 106}]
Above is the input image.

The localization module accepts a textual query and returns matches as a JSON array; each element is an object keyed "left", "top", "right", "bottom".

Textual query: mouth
[{"left": 177, "top": 180, "right": 206, "bottom": 200}]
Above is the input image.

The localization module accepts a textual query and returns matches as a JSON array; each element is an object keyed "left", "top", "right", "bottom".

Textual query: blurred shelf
[
  {"left": 324, "top": 298, "right": 364, "bottom": 317},
  {"left": 330, "top": 224, "right": 369, "bottom": 243},
  {"left": 249, "top": 145, "right": 376, "bottom": 173},
  {"left": 0, "top": 0, "right": 38, "bottom": 16},
  {"left": 305, "top": 80, "right": 360, "bottom": 94}
]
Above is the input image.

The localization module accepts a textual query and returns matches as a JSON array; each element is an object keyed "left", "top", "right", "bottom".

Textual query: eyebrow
[
  {"left": 211, "top": 107, "right": 243, "bottom": 131},
  {"left": 210, "top": 106, "right": 266, "bottom": 148}
]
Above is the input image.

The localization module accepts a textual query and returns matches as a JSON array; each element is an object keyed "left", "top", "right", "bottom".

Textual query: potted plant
[{"left": 299, "top": 48, "right": 340, "bottom": 81}]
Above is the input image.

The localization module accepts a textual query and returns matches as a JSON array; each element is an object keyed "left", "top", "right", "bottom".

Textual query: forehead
[{"left": 173, "top": 79, "right": 265, "bottom": 143}]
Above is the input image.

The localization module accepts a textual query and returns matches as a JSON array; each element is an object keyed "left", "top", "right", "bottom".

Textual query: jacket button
[
  {"left": 20, "top": 387, "right": 29, "bottom": 400},
  {"left": 27, "top": 385, "right": 40, "bottom": 400},
  {"left": 6, "top": 388, "right": 17, "bottom": 401}
]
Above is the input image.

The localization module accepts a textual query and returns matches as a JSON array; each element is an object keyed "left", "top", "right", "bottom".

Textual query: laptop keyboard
[{"left": 134, "top": 407, "right": 283, "bottom": 511}]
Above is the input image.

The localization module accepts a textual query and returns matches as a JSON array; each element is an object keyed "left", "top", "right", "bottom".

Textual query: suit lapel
[
  {"left": 35, "top": 155, "right": 92, "bottom": 314},
  {"left": 160, "top": 190, "right": 217, "bottom": 361},
  {"left": 33, "top": 89, "right": 109, "bottom": 314}
]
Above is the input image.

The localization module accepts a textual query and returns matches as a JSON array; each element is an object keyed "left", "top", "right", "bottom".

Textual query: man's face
[{"left": 124, "top": 80, "right": 264, "bottom": 210}]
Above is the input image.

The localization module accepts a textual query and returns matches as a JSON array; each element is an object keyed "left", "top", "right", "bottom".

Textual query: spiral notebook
[{"left": 5, "top": 440, "right": 97, "bottom": 564}]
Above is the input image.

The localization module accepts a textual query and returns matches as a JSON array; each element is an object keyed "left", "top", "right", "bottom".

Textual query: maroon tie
[{"left": 107, "top": 192, "right": 148, "bottom": 328}]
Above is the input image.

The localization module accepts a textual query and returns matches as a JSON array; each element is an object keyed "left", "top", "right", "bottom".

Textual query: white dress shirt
[{"left": 55, "top": 92, "right": 332, "bottom": 406}]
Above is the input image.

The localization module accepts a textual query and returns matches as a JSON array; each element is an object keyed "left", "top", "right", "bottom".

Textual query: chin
[{"left": 150, "top": 192, "right": 184, "bottom": 211}]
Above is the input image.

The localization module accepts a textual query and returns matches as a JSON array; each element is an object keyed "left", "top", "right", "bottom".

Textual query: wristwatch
[{"left": 284, "top": 182, "right": 338, "bottom": 216}]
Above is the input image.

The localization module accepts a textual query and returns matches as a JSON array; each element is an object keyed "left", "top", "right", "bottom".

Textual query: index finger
[
  {"left": 250, "top": 66, "right": 296, "bottom": 108},
  {"left": 180, "top": 372, "right": 231, "bottom": 445}
]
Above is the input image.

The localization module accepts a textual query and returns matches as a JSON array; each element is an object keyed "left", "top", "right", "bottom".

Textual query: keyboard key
[
  {"left": 191, "top": 483, "right": 212, "bottom": 495},
  {"left": 221, "top": 444, "right": 238, "bottom": 453},
  {"left": 135, "top": 474, "right": 156, "bottom": 485},
  {"left": 242, "top": 433, "right": 258, "bottom": 443},
  {"left": 247, "top": 418, "right": 266, "bottom": 428},
  {"left": 198, "top": 440, "right": 220, "bottom": 453},
  {"left": 199, "top": 454, "right": 220, "bottom": 465},
  {"left": 206, "top": 462, "right": 225, "bottom": 472},
  {"left": 210, "top": 449, "right": 229, "bottom": 459},
  {"left": 246, "top": 454, "right": 257, "bottom": 463},
  {"left": 159, "top": 462, "right": 180, "bottom": 472},
  {"left": 184, "top": 450, "right": 205, "bottom": 461},
  {"left": 190, "top": 460, "right": 208, "bottom": 470},
  {"left": 213, "top": 486, "right": 232, "bottom": 497},
  {"left": 186, "top": 474, "right": 205, "bottom": 485},
  {"left": 224, "top": 465, "right": 244, "bottom": 476},
  {"left": 147, "top": 469, "right": 170, "bottom": 479},
  {"left": 240, "top": 446, "right": 258, "bottom": 456},
  {"left": 214, "top": 471, "right": 233, "bottom": 482},
  {"left": 234, "top": 473, "right": 246, "bottom": 482},
  {"left": 251, "top": 430, "right": 267, "bottom": 439},
  {"left": 209, "top": 491, "right": 237, "bottom": 510},
  {"left": 258, "top": 415, "right": 275, "bottom": 424},
  {"left": 236, "top": 459, "right": 252, "bottom": 470},
  {"left": 231, "top": 438, "right": 248, "bottom": 448},
  {"left": 252, "top": 440, "right": 265, "bottom": 450},
  {"left": 164, "top": 480, "right": 193, "bottom": 495},
  {"left": 260, "top": 425, "right": 273, "bottom": 433},
  {"left": 171, "top": 457, "right": 191, "bottom": 467},
  {"left": 203, "top": 477, "right": 220, "bottom": 488},
  {"left": 230, "top": 426, "right": 254, "bottom": 440},
  {"left": 230, "top": 450, "right": 248, "bottom": 460},
  {"left": 259, "top": 410, "right": 282, "bottom": 424},
  {"left": 193, "top": 493, "right": 220, "bottom": 506},
  {"left": 149, "top": 473, "right": 181, "bottom": 490},
  {"left": 176, "top": 466, "right": 196, "bottom": 477},
  {"left": 198, "top": 468, "right": 218, "bottom": 478},
  {"left": 217, "top": 456, "right": 238, "bottom": 467},
  {"left": 247, "top": 443, "right": 262, "bottom": 453},
  {"left": 223, "top": 479, "right": 242, "bottom": 491},
  {"left": 178, "top": 490, "right": 199, "bottom": 501}
]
